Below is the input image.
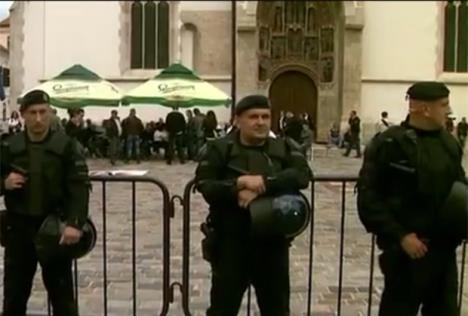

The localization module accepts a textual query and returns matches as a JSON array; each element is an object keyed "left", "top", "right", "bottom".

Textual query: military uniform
[
  {"left": 195, "top": 123, "right": 311, "bottom": 315},
  {"left": 0, "top": 90, "right": 90, "bottom": 316},
  {"left": 357, "top": 82, "right": 465, "bottom": 316}
]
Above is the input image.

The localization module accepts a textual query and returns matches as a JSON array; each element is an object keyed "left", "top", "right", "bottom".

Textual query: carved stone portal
[{"left": 257, "top": 2, "right": 335, "bottom": 83}]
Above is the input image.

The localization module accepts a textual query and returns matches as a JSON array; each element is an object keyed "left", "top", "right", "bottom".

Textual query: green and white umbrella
[
  {"left": 123, "top": 63, "right": 231, "bottom": 108},
  {"left": 19, "top": 64, "right": 123, "bottom": 108}
]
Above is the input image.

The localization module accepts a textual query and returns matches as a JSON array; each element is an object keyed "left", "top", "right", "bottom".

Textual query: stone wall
[
  {"left": 180, "top": 10, "right": 231, "bottom": 76},
  {"left": 8, "top": 1, "right": 25, "bottom": 110}
]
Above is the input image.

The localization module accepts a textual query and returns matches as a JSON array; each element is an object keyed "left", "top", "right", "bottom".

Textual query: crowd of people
[
  {"left": 61, "top": 107, "right": 230, "bottom": 165},
  {"left": 3, "top": 104, "right": 467, "bottom": 165},
  {"left": 0, "top": 107, "right": 233, "bottom": 165},
  {"left": 1, "top": 83, "right": 467, "bottom": 316},
  {"left": 1, "top": 106, "right": 318, "bottom": 164}
]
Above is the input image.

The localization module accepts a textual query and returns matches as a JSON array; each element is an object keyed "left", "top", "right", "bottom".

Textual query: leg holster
[{"left": 200, "top": 217, "right": 217, "bottom": 263}]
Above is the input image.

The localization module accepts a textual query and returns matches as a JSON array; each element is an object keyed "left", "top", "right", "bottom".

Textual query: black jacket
[
  {"left": 165, "top": 111, "right": 186, "bottom": 135},
  {"left": 0, "top": 130, "right": 90, "bottom": 229},
  {"left": 195, "top": 132, "right": 311, "bottom": 233},
  {"left": 357, "top": 123, "right": 465, "bottom": 249},
  {"left": 349, "top": 116, "right": 360, "bottom": 135},
  {"left": 104, "top": 118, "right": 121, "bottom": 138}
]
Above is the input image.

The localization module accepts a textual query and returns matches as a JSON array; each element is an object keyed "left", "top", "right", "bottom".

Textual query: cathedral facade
[{"left": 8, "top": 1, "right": 468, "bottom": 142}]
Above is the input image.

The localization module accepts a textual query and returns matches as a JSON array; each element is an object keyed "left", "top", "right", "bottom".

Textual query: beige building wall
[
  {"left": 179, "top": 1, "right": 231, "bottom": 76},
  {"left": 0, "top": 16, "right": 10, "bottom": 50},
  {"left": 361, "top": 1, "right": 439, "bottom": 81},
  {"left": 9, "top": 1, "right": 468, "bottom": 130},
  {"left": 22, "top": 2, "right": 46, "bottom": 100},
  {"left": 42, "top": 1, "right": 121, "bottom": 79},
  {"left": 360, "top": 1, "right": 468, "bottom": 142},
  {"left": 0, "top": 33, "right": 8, "bottom": 51},
  {"left": 12, "top": 1, "right": 234, "bottom": 124},
  {"left": 179, "top": 1, "right": 232, "bottom": 123}
]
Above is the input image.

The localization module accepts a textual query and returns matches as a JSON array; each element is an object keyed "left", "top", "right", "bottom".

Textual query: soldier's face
[
  {"left": 236, "top": 108, "right": 271, "bottom": 141},
  {"left": 21, "top": 103, "right": 51, "bottom": 135},
  {"left": 425, "top": 97, "right": 451, "bottom": 128}
]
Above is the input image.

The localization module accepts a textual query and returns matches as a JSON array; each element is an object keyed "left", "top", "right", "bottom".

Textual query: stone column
[
  {"left": 341, "top": 2, "right": 364, "bottom": 138},
  {"left": 9, "top": 2, "right": 26, "bottom": 111},
  {"left": 236, "top": 2, "right": 261, "bottom": 99}
]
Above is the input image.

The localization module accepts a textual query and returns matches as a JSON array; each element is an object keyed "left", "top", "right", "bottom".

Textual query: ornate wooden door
[{"left": 269, "top": 70, "right": 317, "bottom": 132}]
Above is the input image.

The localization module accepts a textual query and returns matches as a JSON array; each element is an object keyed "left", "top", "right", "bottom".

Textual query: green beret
[
  {"left": 21, "top": 90, "right": 50, "bottom": 111},
  {"left": 235, "top": 94, "right": 270, "bottom": 116},
  {"left": 406, "top": 81, "right": 450, "bottom": 101}
]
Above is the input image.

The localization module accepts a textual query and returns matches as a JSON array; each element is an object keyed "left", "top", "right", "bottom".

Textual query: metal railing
[
  {"left": 26, "top": 174, "right": 468, "bottom": 315},
  {"left": 180, "top": 174, "right": 468, "bottom": 316}
]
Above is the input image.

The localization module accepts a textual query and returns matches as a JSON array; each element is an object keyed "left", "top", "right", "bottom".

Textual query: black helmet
[
  {"left": 34, "top": 214, "right": 97, "bottom": 263},
  {"left": 439, "top": 181, "right": 468, "bottom": 240},
  {"left": 249, "top": 193, "right": 310, "bottom": 239}
]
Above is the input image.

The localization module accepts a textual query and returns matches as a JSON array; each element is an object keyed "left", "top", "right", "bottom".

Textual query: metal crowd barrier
[
  {"left": 180, "top": 174, "right": 467, "bottom": 316},
  {"left": 32, "top": 174, "right": 467, "bottom": 315},
  {"left": 44, "top": 175, "right": 173, "bottom": 316}
]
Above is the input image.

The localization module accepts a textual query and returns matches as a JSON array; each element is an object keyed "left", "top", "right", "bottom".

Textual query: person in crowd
[
  {"left": 456, "top": 117, "right": 468, "bottom": 149},
  {"left": 121, "top": 108, "right": 144, "bottom": 163},
  {"left": 343, "top": 110, "right": 361, "bottom": 158},
  {"left": 103, "top": 110, "right": 122, "bottom": 165},
  {"left": 376, "top": 111, "right": 391, "bottom": 135},
  {"left": 165, "top": 107, "right": 187, "bottom": 165},
  {"left": 7, "top": 110, "right": 22, "bottom": 134},
  {"left": 203, "top": 110, "right": 218, "bottom": 140},
  {"left": 186, "top": 109, "right": 198, "bottom": 160}
]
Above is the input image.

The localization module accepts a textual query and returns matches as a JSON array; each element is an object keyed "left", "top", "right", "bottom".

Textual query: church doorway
[{"left": 269, "top": 70, "right": 317, "bottom": 134}]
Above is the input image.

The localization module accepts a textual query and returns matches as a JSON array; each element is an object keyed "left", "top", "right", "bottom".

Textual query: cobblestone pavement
[{"left": 0, "top": 146, "right": 467, "bottom": 316}]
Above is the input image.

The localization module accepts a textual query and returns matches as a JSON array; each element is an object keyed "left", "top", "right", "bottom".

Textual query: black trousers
[
  {"left": 2, "top": 213, "right": 78, "bottom": 316},
  {"left": 206, "top": 234, "right": 290, "bottom": 316},
  {"left": 378, "top": 246, "right": 458, "bottom": 316},
  {"left": 167, "top": 133, "right": 185, "bottom": 164},
  {"left": 344, "top": 133, "right": 361, "bottom": 157}
]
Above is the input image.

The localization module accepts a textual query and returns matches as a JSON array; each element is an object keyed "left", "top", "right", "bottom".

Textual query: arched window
[
  {"left": 444, "top": 1, "right": 468, "bottom": 72},
  {"left": 130, "top": 1, "right": 143, "bottom": 69},
  {"left": 130, "top": 1, "right": 170, "bottom": 69},
  {"left": 157, "top": 1, "right": 170, "bottom": 68}
]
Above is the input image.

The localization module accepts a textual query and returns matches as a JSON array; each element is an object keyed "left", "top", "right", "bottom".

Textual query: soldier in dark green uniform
[
  {"left": 0, "top": 90, "right": 90, "bottom": 316},
  {"left": 195, "top": 95, "right": 311, "bottom": 316},
  {"left": 357, "top": 82, "right": 465, "bottom": 316}
]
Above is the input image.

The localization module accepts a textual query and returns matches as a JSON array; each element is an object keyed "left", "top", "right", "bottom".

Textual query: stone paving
[{"left": 0, "top": 145, "right": 467, "bottom": 316}]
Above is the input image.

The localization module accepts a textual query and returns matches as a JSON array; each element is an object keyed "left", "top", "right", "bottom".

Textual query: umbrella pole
[{"left": 230, "top": 0, "right": 237, "bottom": 119}]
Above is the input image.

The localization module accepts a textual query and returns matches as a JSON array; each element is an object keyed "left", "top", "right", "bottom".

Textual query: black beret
[
  {"left": 21, "top": 90, "right": 50, "bottom": 111},
  {"left": 235, "top": 94, "right": 270, "bottom": 116},
  {"left": 406, "top": 81, "right": 450, "bottom": 101}
]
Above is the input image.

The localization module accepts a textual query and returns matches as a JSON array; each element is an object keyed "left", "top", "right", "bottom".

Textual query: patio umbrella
[
  {"left": 18, "top": 64, "right": 123, "bottom": 109},
  {"left": 122, "top": 63, "right": 231, "bottom": 108}
]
